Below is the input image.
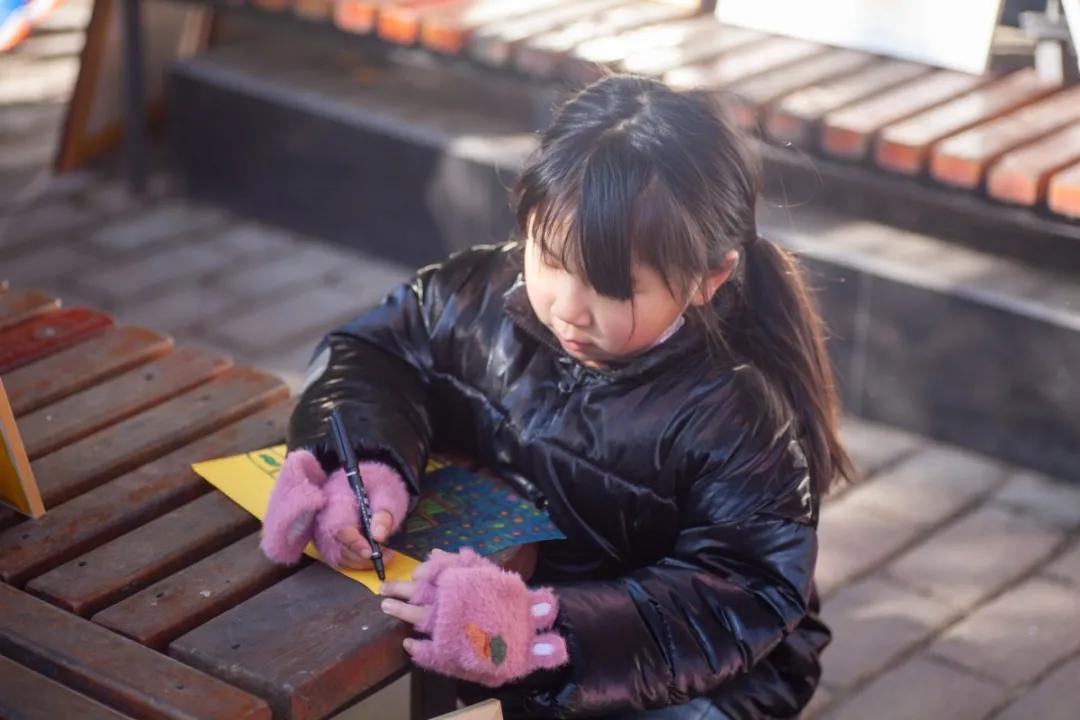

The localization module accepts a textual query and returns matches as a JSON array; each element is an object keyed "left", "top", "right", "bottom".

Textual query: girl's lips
[{"left": 558, "top": 336, "right": 593, "bottom": 352}]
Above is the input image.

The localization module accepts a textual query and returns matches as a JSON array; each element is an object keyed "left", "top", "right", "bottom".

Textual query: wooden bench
[{"left": 0, "top": 287, "right": 459, "bottom": 719}]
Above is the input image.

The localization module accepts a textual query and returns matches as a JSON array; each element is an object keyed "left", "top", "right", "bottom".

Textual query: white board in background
[{"left": 716, "top": 0, "right": 1004, "bottom": 75}]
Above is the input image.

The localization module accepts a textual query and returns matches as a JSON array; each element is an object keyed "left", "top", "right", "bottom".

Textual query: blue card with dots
[{"left": 386, "top": 466, "right": 565, "bottom": 558}]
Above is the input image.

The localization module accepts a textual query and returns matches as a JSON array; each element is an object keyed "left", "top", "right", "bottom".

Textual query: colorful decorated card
[{"left": 192, "top": 445, "right": 564, "bottom": 592}]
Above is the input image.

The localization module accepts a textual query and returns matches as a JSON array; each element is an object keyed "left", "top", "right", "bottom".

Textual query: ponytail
[{"left": 734, "top": 236, "right": 854, "bottom": 496}]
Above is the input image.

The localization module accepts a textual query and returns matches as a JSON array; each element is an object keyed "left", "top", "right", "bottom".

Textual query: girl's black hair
[{"left": 514, "top": 75, "right": 854, "bottom": 494}]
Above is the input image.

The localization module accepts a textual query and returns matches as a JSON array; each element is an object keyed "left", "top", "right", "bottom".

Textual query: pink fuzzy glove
[
  {"left": 402, "top": 548, "right": 569, "bottom": 686},
  {"left": 260, "top": 449, "right": 328, "bottom": 565},
  {"left": 313, "top": 462, "right": 410, "bottom": 567},
  {"left": 260, "top": 450, "right": 410, "bottom": 569}
]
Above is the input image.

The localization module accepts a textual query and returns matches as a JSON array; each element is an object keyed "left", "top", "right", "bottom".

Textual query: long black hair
[{"left": 514, "top": 75, "right": 853, "bottom": 494}]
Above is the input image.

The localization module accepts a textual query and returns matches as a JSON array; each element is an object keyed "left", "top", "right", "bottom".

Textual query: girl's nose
[{"left": 551, "top": 275, "right": 591, "bottom": 329}]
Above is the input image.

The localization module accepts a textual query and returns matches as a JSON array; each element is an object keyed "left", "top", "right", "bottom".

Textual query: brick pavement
[{"left": 2, "top": 9, "right": 1078, "bottom": 720}]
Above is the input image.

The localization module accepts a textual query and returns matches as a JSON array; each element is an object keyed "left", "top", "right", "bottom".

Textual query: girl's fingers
[
  {"left": 379, "top": 580, "right": 418, "bottom": 601},
  {"left": 336, "top": 526, "right": 370, "bottom": 556},
  {"left": 370, "top": 510, "right": 394, "bottom": 543},
  {"left": 380, "top": 598, "right": 428, "bottom": 627}
]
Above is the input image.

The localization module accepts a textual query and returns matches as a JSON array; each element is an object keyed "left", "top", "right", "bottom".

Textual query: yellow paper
[
  {"left": 0, "top": 378, "right": 45, "bottom": 518},
  {"left": 192, "top": 444, "right": 419, "bottom": 593}
]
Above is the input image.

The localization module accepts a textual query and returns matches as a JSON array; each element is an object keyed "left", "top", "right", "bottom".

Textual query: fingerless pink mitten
[
  {"left": 261, "top": 450, "right": 410, "bottom": 566},
  {"left": 313, "top": 462, "right": 410, "bottom": 566},
  {"left": 405, "top": 548, "right": 569, "bottom": 686}
]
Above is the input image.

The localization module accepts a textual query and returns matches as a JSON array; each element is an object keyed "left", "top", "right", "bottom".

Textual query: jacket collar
[{"left": 502, "top": 272, "right": 715, "bottom": 382}]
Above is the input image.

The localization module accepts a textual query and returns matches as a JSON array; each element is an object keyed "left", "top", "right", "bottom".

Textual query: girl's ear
[{"left": 690, "top": 250, "right": 740, "bottom": 306}]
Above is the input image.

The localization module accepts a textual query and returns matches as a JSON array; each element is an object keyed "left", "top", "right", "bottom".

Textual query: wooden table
[{"left": 0, "top": 286, "right": 459, "bottom": 720}]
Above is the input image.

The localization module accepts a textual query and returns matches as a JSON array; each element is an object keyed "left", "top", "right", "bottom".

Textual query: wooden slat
[
  {"left": 0, "top": 655, "right": 136, "bottom": 720},
  {"left": 1048, "top": 160, "right": 1080, "bottom": 219},
  {"left": 27, "top": 492, "right": 258, "bottom": 617},
  {"left": 28, "top": 367, "right": 288, "bottom": 508},
  {"left": 171, "top": 564, "right": 407, "bottom": 720},
  {"left": 292, "top": 0, "right": 333, "bottom": 21},
  {"left": 21, "top": 347, "right": 232, "bottom": 460},
  {"left": 664, "top": 36, "right": 824, "bottom": 92},
  {"left": 875, "top": 69, "right": 1060, "bottom": 175},
  {"left": 0, "top": 289, "right": 59, "bottom": 331},
  {"left": 767, "top": 59, "right": 931, "bottom": 147},
  {"left": 94, "top": 533, "right": 294, "bottom": 650},
  {"left": 725, "top": 48, "right": 876, "bottom": 129},
  {"left": 4, "top": 326, "right": 173, "bottom": 417},
  {"left": 334, "top": 0, "right": 379, "bottom": 33},
  {"left": 377, "top": 0, "right": 463, "bottom": 45},
  {"left": 609, "top": 20, "right": 764, "bottom": 78},
  {"left": 0, "top": 307, "right": 113, "bottom": 373},
  {"left": 988, "top": 123, "right": 1080, "bottom": 206},
  {"left": 515, "top": 1, "right": 694, "bottom": 78},
  {"left": 468, "top": 0, "right": 625, "bottom": 66},
  {"left": 0, "top": 583, "right": 271, "bottom": 720},
  {"left": 251, "top": 0, "right": 290, "bottom": 11},
  {"left": 420, "top": 0, "right": 563, "bottom": 54},
  {"left": 821, "top": 70, "right": 989, "bottom": 160},
  {"left": 930, "top": 85, "right": 1080, "bottom": 188},
  {"left": 0, "top": 401, "right": 292, "bottom": 586}
]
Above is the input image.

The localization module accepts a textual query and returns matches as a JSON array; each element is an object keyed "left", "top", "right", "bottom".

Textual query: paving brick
[
  {"left": 888, "top": 503, "right": 1064, "bottom": 610},
  {"left": 204, "top": 246, "right": 343, "bottom": 299},
  {"left": 931, "top": 577, "right": 1080, "bottom": 687},
  {"left": 115, "top": 284, "right": 240, "bottom": 336},
  {"left": 1044, "top": 541, "right": 1080, "bottom": 587},
  {"left": 323, "top": 247, "right": 413, "bottom": 292},
  {"left": 825, "top": 654, "right": 1004, "bottom": 720},
  {"left": 993, "top": 471, "right": 1080, "bottom": 528},
  {"left": 76, "top": 244, "right": 230, "bottom": 302},
  {"left": 840, "top": 445, "right": 1007, "bottom": 529},
  {"left": 210, "top": 285, "right": 363, "bottom": 354},
  {"left": 0, "top": 56, "right": 80, "bottom": 104},
  {"left": 209, "top": 223, "right": 300, "bottom": 259},
  {"left": 821, "top": 575, "right": 957, "bottom": 689},
  {"left": 87, "top": 201, "right": 227, "bottom": 255},
  {"left": 1, "top": 199, "right": 99, "bottom": 254},
  {"left": 817, "top": 495, "right": 924, "bottom": 597},
  {"left": 839, "top": 417, "right": 923, "bottom": 481},
  {"left": 0, "top": 240, "right": 103, "bottom": 289},
  {"left": 995, "top": 654, "right": 1080, "bottom": 720}
]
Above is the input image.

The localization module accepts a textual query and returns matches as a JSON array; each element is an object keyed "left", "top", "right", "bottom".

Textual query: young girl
[{"left": 260, "top": 75, "right": 852, "bottom": 719}]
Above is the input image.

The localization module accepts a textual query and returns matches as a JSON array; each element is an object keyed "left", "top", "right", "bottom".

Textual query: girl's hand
[
  {"left": 313, "top": 461, "right": 410, "bottom": 570},
  {"left": 260, "top": 450, "right": 328, "bottom": 565},
  {"left": 379, "top": 548, "right": 568, "bottom": 687},
  {"left": 333, "top": 513, "right": 395, "bottom": 571}
]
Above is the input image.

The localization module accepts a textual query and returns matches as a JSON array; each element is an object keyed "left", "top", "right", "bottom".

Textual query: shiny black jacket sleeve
[
  {"left": 286, "top": 254, "right": 480, "bottom": 496},
  {"left": 488, "top": 430, "right": 819, "bottom": 719}
]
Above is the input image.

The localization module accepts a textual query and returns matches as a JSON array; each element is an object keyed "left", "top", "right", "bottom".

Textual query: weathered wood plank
[
  {"left": 0, "top": 307, "right": 113, "bottom": 373},
  {"left": 664, "top": 36, "right": 824, "bottom": 92},
  {"left": 4, "top": 326, "right": 173, "bottom": 417},
  {"left": 0, "top": 289, "right": 59, "bottom": 331},
  {"left": 766, "top": 60, "right": 931, "bottom": 147},
  {"left": 420, "top": 0, "right": 562, "bottom": 54},
  {"left": 27, "top": 491, "right": 258, "bottom": 617},
  {"left": 377, "top": 0, "right": 462, "bottom": 45},
  {"left": 21, "top": 347, "right": 232, "bottom": 460},
  {"left": 0, "top": 401, "right": 292, "bottom": 586},
  {"left": 597, "top": 17, "right": 762, "bottom": 78},
  {"left": 930, "top": 85, "right": 1080, "bottom": 188},
  {"left": 875, "top": 69, "right": 1059, "bottom": 175},
  {"left": 28, "top": 367, "right": 288, "bottom": 508},
  {"left": 1048, "top": 159, "right": 1080, "bottom": 218},
  {"left": 171, "top": 564, "right": 407, "bottom": 720},
  {"left": 725, "top": 48, "right": 875, "bottom": 129},
  {"left": 94, "top": 533, "right": 295, "bottom": 650},
  {"left": 820, "top": 70, "right": 988, "bottom": 160},
  {"left": 987, "top": 122, "right": 1080, "bottom": 206},
  {"left": 468, "top": 0, "right": 625, "bottom": 67},
  {"left": 0, "top": 655, "right": 137, "bottom": 720},
  {"left": 0, "top": 583, "right": 271, "bottom": 719}
]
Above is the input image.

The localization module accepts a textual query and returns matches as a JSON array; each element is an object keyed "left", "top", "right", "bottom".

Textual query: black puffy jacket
[{"left": 287, "top": 242, "right": 830, "bottom": 719}]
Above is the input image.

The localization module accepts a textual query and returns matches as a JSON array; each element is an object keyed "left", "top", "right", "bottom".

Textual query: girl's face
[{"left": 524, "top": 234, "right": 702, "bottom": 368}]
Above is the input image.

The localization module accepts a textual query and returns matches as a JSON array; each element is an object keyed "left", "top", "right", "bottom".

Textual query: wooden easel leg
[{"left": 410, "top": 669, "right": 458, "bottom": 720}]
